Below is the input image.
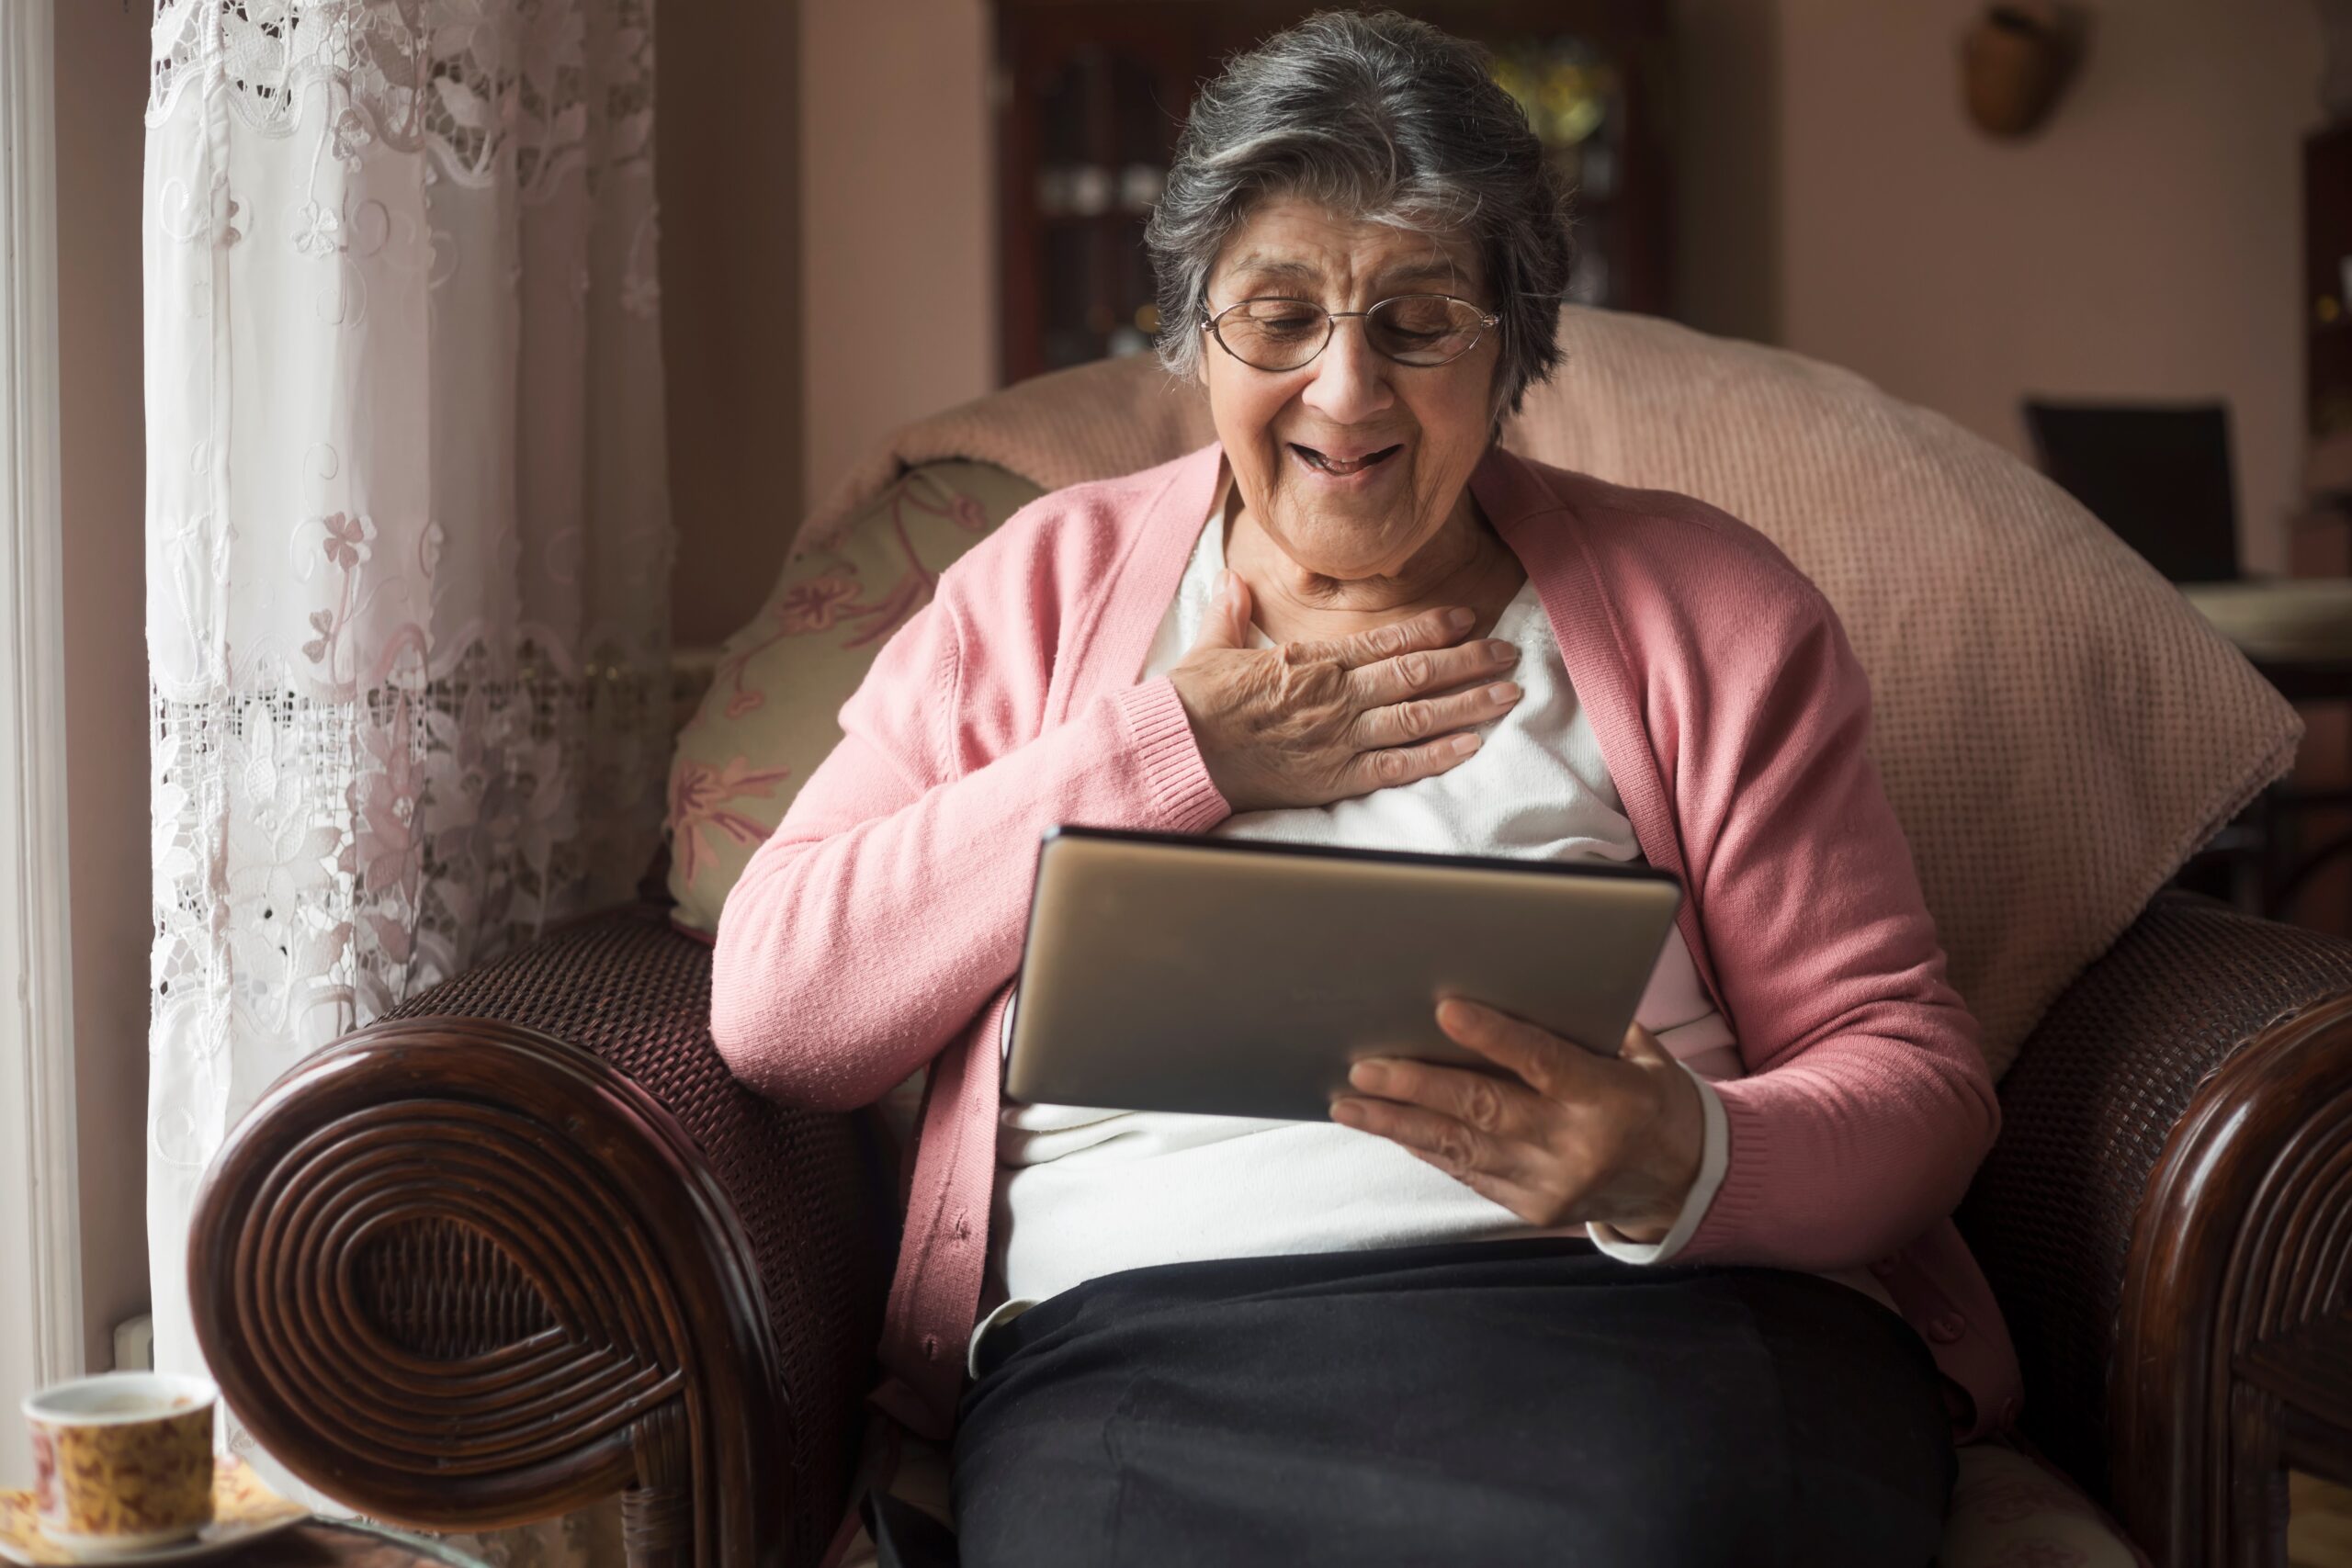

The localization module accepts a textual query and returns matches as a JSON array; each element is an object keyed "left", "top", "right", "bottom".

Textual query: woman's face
[{"left": 1198, "top": 197, "right": 1502, "bottom": 586}]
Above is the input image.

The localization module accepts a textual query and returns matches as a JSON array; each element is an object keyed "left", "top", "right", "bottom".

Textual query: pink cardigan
[{"left": 712, "top": 441, "right": 2025, "bottom": 1445}]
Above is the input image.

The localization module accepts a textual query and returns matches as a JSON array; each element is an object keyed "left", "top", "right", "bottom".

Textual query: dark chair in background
[
  {"left": 2024, "top": 400, "right": 2241, "bottom": 583},
  {"left": 2022, "top": 400, "right": 2335, "bottom": 917}
]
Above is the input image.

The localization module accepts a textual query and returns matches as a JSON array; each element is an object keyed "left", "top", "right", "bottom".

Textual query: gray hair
[{"left": 1145, "top": 9, "right": 1576, "bottom": 419}]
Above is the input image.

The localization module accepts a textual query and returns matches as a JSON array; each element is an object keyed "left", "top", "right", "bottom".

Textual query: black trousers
[{"left": 882, "top": 1236, "right": 1954, "bottom": 1568}]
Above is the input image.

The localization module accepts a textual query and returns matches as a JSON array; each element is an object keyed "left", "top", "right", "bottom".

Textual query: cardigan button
[
  {"left": 1869, "top": 1256, "right": 1900, "bottom": 1280},
  {"left": 1927, "top": 1313, "right": 1966, "bottom": 1345},
  {"left": 922, "top": 1335, "right": 940, "bottom": 1361},
  {"left": 1998, "top": 1396, "right": 2021, "bottom": 1427}
]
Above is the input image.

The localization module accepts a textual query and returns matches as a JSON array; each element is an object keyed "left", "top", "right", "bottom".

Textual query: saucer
[{"left": 0, "top": 1459, "right": 307, "bottom": 1565}]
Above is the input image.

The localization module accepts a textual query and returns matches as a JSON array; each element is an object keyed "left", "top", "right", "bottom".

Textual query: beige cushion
[
  {"left": 665, "top": 461, "right": 1043, "bottom": 933},
  {"left": 823, "top": 1425, "right": 2151, "bottom": 1566},
  {"left": 1939, "top": 1439, "right": 2148, "bottom": 1567},
  {"left": 767, "top": 311, "right": 2300, "bottom": 1077}
]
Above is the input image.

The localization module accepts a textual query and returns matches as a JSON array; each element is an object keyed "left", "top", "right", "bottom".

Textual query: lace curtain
[{"left": 142, "top": 2, "right": 669, "bottom": 1560}]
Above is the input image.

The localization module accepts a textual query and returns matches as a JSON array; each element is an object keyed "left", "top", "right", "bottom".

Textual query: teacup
[{"left": 22, "top": 1372, "right": 217, "bottom": 1556}]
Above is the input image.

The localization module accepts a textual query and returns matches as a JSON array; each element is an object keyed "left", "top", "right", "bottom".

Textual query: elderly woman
[{"left": 714, "top": 11, "right": 2018, "bottom": 1566}]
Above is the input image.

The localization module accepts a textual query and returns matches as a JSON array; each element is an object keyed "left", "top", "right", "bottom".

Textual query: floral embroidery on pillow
[
  {"left": 713, "top": 474, "right": 1005, "bottom": 722},
  {"left": 670, "top": 757, "right": 793, "bottom": 892},
  {"left": 662, "top": 461, "right": 1045, "bottom": 935}
]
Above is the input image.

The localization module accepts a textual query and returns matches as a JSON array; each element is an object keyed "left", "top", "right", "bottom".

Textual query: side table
[{"left": 2179, "top": 579, "right": 2352, "bottom": 923}]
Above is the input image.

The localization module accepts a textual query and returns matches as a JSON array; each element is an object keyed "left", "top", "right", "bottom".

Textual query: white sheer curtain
[{"left": 141, "top": 1, "right": 669, "bottom": 1557}]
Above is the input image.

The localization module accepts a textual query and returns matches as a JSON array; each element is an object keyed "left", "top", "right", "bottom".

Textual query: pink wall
[
  {"left": 1778, "top": 0, "right": 2321, "bottom": 571},
  {"left": 798, "top": 0, "right": 994, "bottom": 511},
  {"left": 54, "top": 0, "right": 153, "bottom": 1371},
  {"left": 660, "top": 3, "right": 803, "bottom": 647},
  {"left": 1673, "top": 0, "right": 1783, "bottom": 345}
]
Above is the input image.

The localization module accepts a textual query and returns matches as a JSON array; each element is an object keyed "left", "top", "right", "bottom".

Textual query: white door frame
[{"left": 0, "top": 0, "right": 85, "bottom": 1487}]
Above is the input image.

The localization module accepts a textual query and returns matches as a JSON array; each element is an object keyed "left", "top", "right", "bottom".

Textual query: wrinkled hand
[
  {"left": 1329, "top": 998, "right": 1704, "bottom": 1245},
  {"left": 1167, "top": 571, "right": 1524, "bottom": 816}
]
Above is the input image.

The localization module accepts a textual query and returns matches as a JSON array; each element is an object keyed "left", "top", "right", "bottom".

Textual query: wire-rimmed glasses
[{"left": 1201, "top": 293, "right": 1500, "bottom": 373}]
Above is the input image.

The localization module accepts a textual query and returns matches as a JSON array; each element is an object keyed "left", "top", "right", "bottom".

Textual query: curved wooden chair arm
[
  {"left": 2117, "top": 982, "right": 2352, "bottom": 1565},
  {"left": 196, "top": 895, "right": 2352, "bottom": 1567},
  {"left": 1959, "top": 891, "right": 2352, "bottom": 1565},
  {"left": 188, "top": 905, "right": 894, "bottom": 1568}
]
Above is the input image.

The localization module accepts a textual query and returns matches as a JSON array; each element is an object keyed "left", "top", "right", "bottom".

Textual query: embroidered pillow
[
  {"left": 665, "top": 461, "right": 1044, "bottom": 934},
  {"left": 1939, "top": 1438, "right": 2149, "bottom": 1567}
]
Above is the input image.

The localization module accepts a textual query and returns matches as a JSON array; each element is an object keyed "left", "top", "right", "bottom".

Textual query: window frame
[{"left": 0, "top": 0, "right": 86, "bottom": 1486}]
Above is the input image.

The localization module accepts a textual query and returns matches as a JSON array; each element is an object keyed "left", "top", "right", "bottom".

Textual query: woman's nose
[{"left": 1298, "top": 319, "right": 1396, "bottom": 425}]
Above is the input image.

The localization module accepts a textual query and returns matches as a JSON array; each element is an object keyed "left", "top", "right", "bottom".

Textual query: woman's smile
[{"left": 1285, "top": 439, "right": 1406, "bottom": 484}]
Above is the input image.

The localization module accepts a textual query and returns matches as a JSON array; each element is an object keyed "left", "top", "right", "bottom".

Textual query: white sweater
[{"left": 970, "top": 476, "right": 1895, "bottom": 1375}]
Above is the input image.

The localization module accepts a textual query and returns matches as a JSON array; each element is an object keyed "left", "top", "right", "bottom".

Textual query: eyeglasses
[{"left": 1201, "top": 294, "right": 1500, "bottom": 373}]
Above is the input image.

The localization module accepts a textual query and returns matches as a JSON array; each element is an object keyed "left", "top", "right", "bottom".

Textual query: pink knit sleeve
[
  {"left": 709, "top": 590, "right": 1229, "bottom": 1112},
  {"left": 1676, "top": 600, "right": 2001, "bottom": 1271}
]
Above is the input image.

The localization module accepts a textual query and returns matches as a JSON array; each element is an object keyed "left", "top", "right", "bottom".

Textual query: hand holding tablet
[{"left": 1329, "top": 994, "right": 1711, "bottom": 1246}]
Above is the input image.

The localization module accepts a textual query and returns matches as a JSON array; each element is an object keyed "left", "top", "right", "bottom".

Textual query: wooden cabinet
[{"left": 993, "top": 1, "right": 1673, "bottom": 384}]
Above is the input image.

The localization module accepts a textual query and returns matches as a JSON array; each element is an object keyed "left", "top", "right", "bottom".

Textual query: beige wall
[
  {"left": 798, "top": 0, "right": 993, "bottom": 511},
  {"left": 659, "top": 3, "right": 804, "bottom": 646},
  {"left": 54, "top": 0, "right": 153, "bottom": 1371},
  {"left": 1775, "top": 0, "right": 2321, "bottom": 572}
]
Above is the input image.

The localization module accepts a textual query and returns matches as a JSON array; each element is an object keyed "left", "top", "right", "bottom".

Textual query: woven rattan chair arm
[
  {"left": 1956, "top": 890, "right": 2352, "bottom": 1544},
  {"left": 190, "top": 904, "right": 893, "bottom": 1568}
]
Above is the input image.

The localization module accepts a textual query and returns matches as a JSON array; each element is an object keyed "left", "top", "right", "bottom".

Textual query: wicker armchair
[
  {"left": 184, "top": 310, "right": 2349, "bottom": 1567},
  {"left": 187, "top": 884, "right": 2352, "bottom": 1567}
]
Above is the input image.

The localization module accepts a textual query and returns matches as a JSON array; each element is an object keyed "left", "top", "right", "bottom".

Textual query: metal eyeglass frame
[{"left": 1199, "top": 293, "right": 1503, "bottom": 372}]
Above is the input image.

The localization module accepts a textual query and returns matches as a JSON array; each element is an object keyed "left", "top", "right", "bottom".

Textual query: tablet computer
[{"left": 1002, "top": 825, "right": 1684, "bottom": 1122}]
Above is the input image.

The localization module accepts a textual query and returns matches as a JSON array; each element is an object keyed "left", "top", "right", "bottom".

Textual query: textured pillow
[
  {"left": 1498, "top": 315, "right": 2300, "bottom": 1077},
  {"left": 778, "top": 315, "right": 2300, "bottom": 1080},
  {"left": 665, "top": 461, "right": 1043, "bottom": 933}
]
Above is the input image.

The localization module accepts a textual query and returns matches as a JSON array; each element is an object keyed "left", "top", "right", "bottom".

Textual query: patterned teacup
[{"left": 22, "top": 1373, "right": 216, "bottom": 1555}]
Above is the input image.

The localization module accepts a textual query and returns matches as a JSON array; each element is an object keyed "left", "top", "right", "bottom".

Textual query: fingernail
[
  {"left": 1330, "top": 1100, "right": 1364, "bottom": 1125},
  {"left": 1487, "top": 682, "right": 1521, "bottom": 703},
  {"left": 1219, "top": 569, "right": 1235, "bottom": 596},
  {"left": 1449, "top": 734, "right": 1481, "bottom": 756},
  {"left": 1445, "top": 608, "right": 1475, "bottom": 631}
]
